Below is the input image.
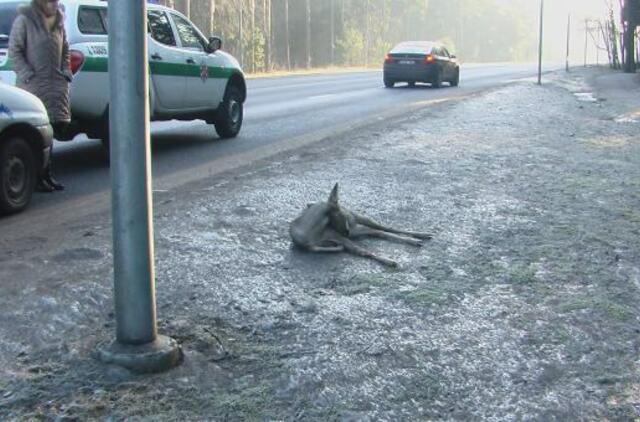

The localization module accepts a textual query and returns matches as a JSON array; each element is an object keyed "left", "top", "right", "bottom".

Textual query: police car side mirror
[{"left": 207, "top": 36, "right": 222, "bottom": 54}]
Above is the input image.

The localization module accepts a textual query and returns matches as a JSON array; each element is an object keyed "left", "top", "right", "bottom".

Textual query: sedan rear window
[
  {"left": 78, "top": 6, "right": 108, "bottom": 35},
  {"left": 391, "top": 42, "right": 434, "bottom": 55}
]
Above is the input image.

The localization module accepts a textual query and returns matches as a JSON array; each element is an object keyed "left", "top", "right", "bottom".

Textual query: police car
[{"left": 0, "top": 0, "right": 246, "bottom": 144}]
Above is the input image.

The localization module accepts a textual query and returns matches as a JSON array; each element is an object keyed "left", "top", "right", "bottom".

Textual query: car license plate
[{"left": 399, "top": 60, "right": 415, "bottom": 65}]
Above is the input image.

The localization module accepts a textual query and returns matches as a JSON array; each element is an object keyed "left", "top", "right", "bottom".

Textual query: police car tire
[
  {"left": 0, "top": 137, "right": 36, "bottom": 215},
  {"left": 214, "top": 85, "right": 243, "bottom": 139},
  {"left": 86, "top": 113, "right": 110, "bottom": 157}
]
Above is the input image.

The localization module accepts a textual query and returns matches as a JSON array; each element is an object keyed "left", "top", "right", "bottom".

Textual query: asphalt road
[{"left": 0, "top": 62, "right": 561, "bottom": 238}]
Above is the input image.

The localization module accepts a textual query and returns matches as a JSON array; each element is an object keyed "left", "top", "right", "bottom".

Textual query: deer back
[{"left": 289, "top": 202, "right": 333, "bottom": 249}]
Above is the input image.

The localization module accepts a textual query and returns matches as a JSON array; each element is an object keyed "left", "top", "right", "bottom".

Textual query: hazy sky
[
  {"left": 549, "top": 0, "right": 609, "bottom": 18},
  {"left": 539, "top": 0, "right": 615, "bottom": 64}
]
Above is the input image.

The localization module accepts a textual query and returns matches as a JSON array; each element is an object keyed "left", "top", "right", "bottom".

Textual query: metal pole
[
  {"left": 99, "top": 0, "right": 181, "bottom": 374},
  {"left": 566, "top": 14, "right": 571, "bottom": 71},
  {"left": 110, "top": 0, "right": 155, "bottom": 347},
  {"left": 537, "top": 0, "right": 544, "bottom": 85}
]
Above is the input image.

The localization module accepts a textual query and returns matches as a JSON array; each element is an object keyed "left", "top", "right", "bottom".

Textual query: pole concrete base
[{"left": 97, "top": 335, "right": 183, "bottom": 374}]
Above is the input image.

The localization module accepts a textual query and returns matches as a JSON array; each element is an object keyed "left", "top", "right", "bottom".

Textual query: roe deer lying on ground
[{"left": 289, "top": 183, "right": 433, "bottom": 267}]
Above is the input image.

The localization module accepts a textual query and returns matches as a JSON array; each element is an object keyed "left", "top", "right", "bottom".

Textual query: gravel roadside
[{"left": 1, "top": 67, "right": 639, "bottom": 420}]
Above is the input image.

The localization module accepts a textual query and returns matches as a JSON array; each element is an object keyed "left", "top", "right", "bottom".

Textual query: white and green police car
[{"left": 0, "top": 0, "right": 246, "bottom": 144}]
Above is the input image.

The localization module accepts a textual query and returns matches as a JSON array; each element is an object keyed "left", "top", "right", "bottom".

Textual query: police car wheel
[
  {"left": 214, "top": 85, "right": 243, "bottom": 139},
  {"left": 86, "top": 113, "right": 110, "bottom": 160},
  {"left": 0, "top": 137, "right": 37, "bottom": 215}
]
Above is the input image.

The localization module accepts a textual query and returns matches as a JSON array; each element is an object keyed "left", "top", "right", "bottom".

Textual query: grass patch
[
  {"left": 396, "top": 286, "right": 451, "bottom": 308},
  {"left": 558, "top": 296, "right": 633, "bottom": 322},
  {"left": 338, "top": 272, "right": 397, "bottom": 296},
  {"left": 210, "top": 382, "right": 276, "bottom": 419},
  {"left": 508, "top": 264, "right": 538, "bottom": 285},
  {"left": 621, "top": 209, "right": 640, "bottom": 224}
]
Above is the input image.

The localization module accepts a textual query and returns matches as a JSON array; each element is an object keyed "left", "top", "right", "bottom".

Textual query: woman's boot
[
  {"left": 43, "top": 126, "right": 65, "bottom": 191},
  {"left": 43, "top": 170, "right": 64, "bottom": 191}
]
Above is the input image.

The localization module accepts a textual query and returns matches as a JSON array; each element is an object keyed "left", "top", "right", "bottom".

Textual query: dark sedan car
[{"left": 383, "top": 41, "right": 460, "bottom": 88}]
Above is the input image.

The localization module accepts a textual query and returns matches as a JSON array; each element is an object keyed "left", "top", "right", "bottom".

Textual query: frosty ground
[{"left": 1, "top": 67, "right": 639, "bottom": 420}]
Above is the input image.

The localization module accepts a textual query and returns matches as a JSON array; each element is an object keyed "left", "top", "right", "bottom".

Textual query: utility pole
[
  {"left": 566, "top": 14, "right": 571, "bottom": 72},
  {"left": 263, "top": 0, "right": 268, "bottom": 71},
  {"left": 537, "top": 0, "right": 544, "bottom": 84},
  {"left": 208, "top": 0, "right": 215, "bottom": 40},
  {"left": 364, "top": 0, "right": 370, "bottom": 67},
  {"left": 306, "top": 0, "right": 311, "bottom": 69},
  {"left": 184, "top": 0, "right": 191, "bottom": 19},
  {"left": 251, "top": 0, "right": 256, "bottom": 73},
  {"left": 285, "top": 0, "right": 291, "bottom": 70},
  {"left": 330, "top": 0, "right": 335, "bottom": 65},
  {"left": 239, "top": 6, "right": 244, "bottom": 68},
  {"left": 98, "top": 0, "right": 181, "bottom": 374},
  {"left": 584, "top": 18, "right": 589, "bottom": 67}
]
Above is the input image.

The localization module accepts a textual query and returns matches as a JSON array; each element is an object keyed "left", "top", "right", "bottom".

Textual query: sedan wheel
[
  {"left": 0, "top": 137, "right": 36, "bottom": 215},
  {"left": 451, "top": 70, "right": 460, "bottom": 87},
  {"left": 432, "top": 71, "right": 442, "bottom": 89}
]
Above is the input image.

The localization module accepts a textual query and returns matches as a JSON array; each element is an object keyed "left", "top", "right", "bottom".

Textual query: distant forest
[{"left": 157, "top": 0, "right": 538, "bottom": 72}]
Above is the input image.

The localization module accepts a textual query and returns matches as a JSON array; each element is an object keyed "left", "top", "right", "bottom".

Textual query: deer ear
[{"left": 329, "top": 183, "right": 339, "bottom": 204}]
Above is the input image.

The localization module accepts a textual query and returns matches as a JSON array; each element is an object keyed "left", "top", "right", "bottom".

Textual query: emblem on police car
[{"left": 200, "top": 63, "right": 208, "bottom": 82}]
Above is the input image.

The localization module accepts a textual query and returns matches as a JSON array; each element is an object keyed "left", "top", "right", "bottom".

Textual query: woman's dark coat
[{"left": 8, "top": 4, "right": 72, "bottom": 122}]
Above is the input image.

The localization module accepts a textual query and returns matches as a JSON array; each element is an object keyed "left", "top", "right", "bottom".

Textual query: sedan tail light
[
  {"left": 69, "top": 50, "right": 85, "bottom": 75},
  {"left": 384, "top": 54, "right": 394, "bottom": 64},
  {"left": 424, "top": 54, "right": 435, "bottom": 64}
]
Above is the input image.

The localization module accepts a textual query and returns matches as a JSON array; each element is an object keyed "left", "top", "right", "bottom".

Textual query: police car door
[
  {"left": 169, "top": 13, "right": 220, "bottom": 109},
  {"left": 148, "top": 9, "right": 185, "bottom": 110}
]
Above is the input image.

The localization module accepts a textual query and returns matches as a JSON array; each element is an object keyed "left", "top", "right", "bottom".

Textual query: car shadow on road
[{"left": 54, "top": 124, "right": 231, "bottom": 176}]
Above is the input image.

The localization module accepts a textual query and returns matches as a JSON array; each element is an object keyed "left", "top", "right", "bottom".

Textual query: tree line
[
  {"left": 157, "top": 0, "right": 538, "bottom": 73},
  {"left": 585, "top": 0, "right": 639, "bottom": 72}
]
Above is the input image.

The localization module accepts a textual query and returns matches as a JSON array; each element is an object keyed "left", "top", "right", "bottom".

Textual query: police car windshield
[{"left": 0, "top": 2, "right": 22, "bottom": 48}]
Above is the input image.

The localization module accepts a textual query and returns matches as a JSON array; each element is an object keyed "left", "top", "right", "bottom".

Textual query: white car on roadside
[
  {"left": 0, "top": 0, "right": 246, "bottom": 145},
  {"left": 0, "top": 82, "right": 53, "bottom": 214}
]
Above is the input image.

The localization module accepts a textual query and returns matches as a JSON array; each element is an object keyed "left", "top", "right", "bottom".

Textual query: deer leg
[
  {"left": 307, "top": 245, "right": 345, "bottom": 253},
  {"left": 341, "top": 238, "right": 398, "bottom": 267},
  {"left": 349, "top": 226, "right": 425, "bottom": 247},
  {"left": 353, "top": 213, "right": 433, "bottom": 240}
]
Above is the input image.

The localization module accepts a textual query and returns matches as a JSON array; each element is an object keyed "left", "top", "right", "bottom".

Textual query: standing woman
[{"left": 9, "top": 0, "right": 70, "bottom": 191}]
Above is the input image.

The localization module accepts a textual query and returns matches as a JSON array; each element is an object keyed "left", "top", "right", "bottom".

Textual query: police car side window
[
  {"left": 78, "top": 7, "right": 107, "bottom": 35},
  {"left": 148, "top": 11, "right": 176, "bottom": 47},
  {"left": 172, "top": 14, "right": 206, "bottom": 51}
]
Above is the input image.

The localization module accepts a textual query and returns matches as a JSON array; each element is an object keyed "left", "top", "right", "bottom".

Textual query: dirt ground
[{"left": 1, "top": 66, "right": 639, "bottom": 420}]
